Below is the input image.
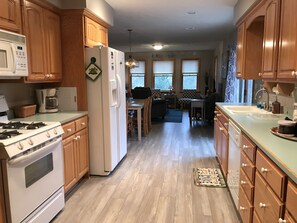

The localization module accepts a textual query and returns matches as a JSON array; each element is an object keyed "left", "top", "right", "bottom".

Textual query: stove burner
[
  {"left": 26, "top": 122, "right": 46, "bottom": 130},
  {"left": 0, "top": 130, "right": 22, "bottom": 140},
  {"left": 1, "top": 122, "right": 28, "bottom": 130}
]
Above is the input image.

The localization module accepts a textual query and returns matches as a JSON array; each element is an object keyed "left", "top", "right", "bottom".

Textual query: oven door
[
  {"left": 0, "top": 42, "right": 15, "bottom": 75},
  {"left": 6, "top": 138, "right": 64, "bottom": 223}
]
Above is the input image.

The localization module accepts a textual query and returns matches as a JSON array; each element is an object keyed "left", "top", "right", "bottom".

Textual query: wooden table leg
[{"left": 137, "top": 108, "right": 141, "bottom": 141}]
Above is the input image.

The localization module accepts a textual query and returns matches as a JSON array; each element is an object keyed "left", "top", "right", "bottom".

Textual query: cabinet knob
[
  {"left": 261, "top": 167, "right": 268, "bottom": 173},
  {"left": 258, "top": 73, "right": 262, "bottom": 77},
  {"left": 224, "top": 123, "right": 228, "bottom": 127},
  {"left": 217, "top": 114, "right": 222, "bottom": 117},
  {"left": 241, "top": 163, "right": 247, "bottom": 167},
  {"left": 259, "top": 202, "right": 266, "bottom": 208},
  {"left": 238, "top": 73, "right": 242, "bottom": 76},
  {"left": 278, "top": 218, "right": 287, "bottom": 223},
  {"left": 239, "top": 206, "right": 246, "bottom": 211},
  {"left": 74, "top": 136, "right": 80, "bottom": 141},
  {"left": 292, "top": 71, "right": 295, "bottom": 76},
  {"left": 214, "top": 111, "right": 219, "bottom": 114},
  {"left": 45, "top": 74, "right": 50, "bottom": 78},
  {"left": 219, "top": 127, "right": 224, "bottom": 131},
  {"left": 243, "top": 145, "right": 248, "bottom": 149},
  {"left": 67, "top": 128, "right": 72, "bottom": 132},
  {"left": 81, "top": 122, "right": 85, "bottom": 126},
  {"left": 240, "top": 180, "right": 246, "bottom": 185},
  {"left": 214, "top": 118, "right": 218, "bottom": 121}
]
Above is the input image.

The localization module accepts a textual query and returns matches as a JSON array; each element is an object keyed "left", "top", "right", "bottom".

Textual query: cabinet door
[
  {"left": 214, "top": 118, "right": 219, "bottom": 156},
  {"left": 43, "top": 9, "right": 62, "bottom": 81},
  {"left": 220, "top": 124, "right": 229, "bottom": 178},
  {"left": 98, "top": 23, "right": 108, "bottom": 46},
  {"left": 24, "top": 1, "right": 48, "bottom": 81},
  {"left": 0, "top": 0, "right": 22, "bottom": 32},
  {"left": 76, "top": 128, "right": 89, "bottom": 179},
  {"left": 236, "top": 23, "right": 245, "bottom": 79},
  {"left": 85, "top": 17, "right": 99, "bottom": 47},
  {"left": 63, "top": 135, "right": 77, "bottom": 193},
  {"left": 277, "top": 0, "right": 297, "bottom": 79},
  {"left": 261, "top": 0, "right": 279, "bottom": 79}
]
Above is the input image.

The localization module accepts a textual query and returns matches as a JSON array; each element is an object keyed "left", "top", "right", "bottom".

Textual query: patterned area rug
[{"left": 193, "top": 168, "right": 226, "bottom": 188}]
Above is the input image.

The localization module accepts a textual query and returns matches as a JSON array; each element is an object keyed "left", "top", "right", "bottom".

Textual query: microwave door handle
[{"left": 10, "top": 43, "right": 16, "bottom": 73}]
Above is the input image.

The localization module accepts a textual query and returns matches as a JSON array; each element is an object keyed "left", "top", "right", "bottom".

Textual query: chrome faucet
[{"left": 255, "top": 87, "right": 269, "bottom": 111}]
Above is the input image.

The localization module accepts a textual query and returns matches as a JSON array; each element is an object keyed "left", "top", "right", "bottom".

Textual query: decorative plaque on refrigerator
[{"left": 85, "top": 57, "right": 102, "bottom": 81}]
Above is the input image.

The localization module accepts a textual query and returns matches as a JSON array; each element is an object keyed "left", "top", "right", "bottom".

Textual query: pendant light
[{"left": 125, "top": 29, "right": 139, "bottom": 68}]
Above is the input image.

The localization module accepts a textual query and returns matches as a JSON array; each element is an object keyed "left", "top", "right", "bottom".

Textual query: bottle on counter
[
  {"left": 293, "top": 102, "right": 297, "bottom": 121},
  {"left": 272, "top": 95, "right": 280, "bottom": 114}
]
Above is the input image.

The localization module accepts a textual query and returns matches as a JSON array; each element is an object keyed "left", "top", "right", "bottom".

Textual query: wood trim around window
[
  {"left": 128, "top": 59, "right": 147, "bottom": 90},
  {"left": 180, "top": 58, "right": 201, "bottom": 92},
  {"left": 151, "top": 59, "right": 176, "bottom": 91}
]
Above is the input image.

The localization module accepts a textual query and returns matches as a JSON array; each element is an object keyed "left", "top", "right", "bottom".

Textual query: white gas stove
[{"left": 0, "top": 95, "right": 65, "bottom": 223}]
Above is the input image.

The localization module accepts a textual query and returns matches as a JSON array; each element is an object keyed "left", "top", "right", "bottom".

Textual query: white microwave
[{"left": 0, "top": 29, "right": 28, "bottom": 78}]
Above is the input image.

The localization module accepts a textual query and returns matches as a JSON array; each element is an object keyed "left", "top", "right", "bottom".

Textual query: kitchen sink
[
  {"left": 224, "top": 105, "right": 263, "bottom": 114},
  {"left": 223, "top": 105, "right": 283, "bottom": 120}
]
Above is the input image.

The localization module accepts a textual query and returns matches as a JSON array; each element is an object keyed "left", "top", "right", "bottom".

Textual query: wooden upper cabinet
[
  {"left": 0, "top": 0, "right": 22, "bottom": 32},
  {"left": 277, "top": 0, "right": 297, "bottom": 80},
  {"left": 24, "top": 1, "right": 62, "bottom": 82},
  {"left": 261, "top": 0, "right": 280, "bottom": 79},
  {"left": 85, "top": 16, "right": 108, "bottom": 47},
  {"left": 236, "top": 23, "right": 245, "bottom": 79}
]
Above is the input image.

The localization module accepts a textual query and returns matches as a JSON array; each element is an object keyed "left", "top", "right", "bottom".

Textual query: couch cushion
[{"left": 151, "top": 89, "right": 162, "bottom": 99}]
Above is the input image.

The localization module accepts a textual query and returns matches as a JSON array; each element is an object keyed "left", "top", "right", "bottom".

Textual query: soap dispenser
[
  {"left": 293, "top": 103, "right": 297, "bottom": 121},
  {"left": 272, "top": 94, "right": 280, "bottom": 114}
]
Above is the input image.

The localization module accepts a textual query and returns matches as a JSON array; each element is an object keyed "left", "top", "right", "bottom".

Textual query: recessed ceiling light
[
  {"left": 185, "top": 27, "right": 195, "bottom": 30},
  {"left": 153, "top": 44, "right": 163, "bottom": 50},
  {"left": 186, "top": 11, "right": 196, "bottom": 15}
]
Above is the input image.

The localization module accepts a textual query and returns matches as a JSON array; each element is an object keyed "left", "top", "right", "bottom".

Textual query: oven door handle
[{"left": 8, "top": 138, "right": 62, "bottom": 166}]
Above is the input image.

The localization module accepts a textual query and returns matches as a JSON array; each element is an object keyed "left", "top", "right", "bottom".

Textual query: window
[
  {"left": 130, "top": 61, "right": 145, "bottom": 89},
  {"left": 182, "top": 59, "right": 199, "bottom": 90},
  {"left": 153, "top": 60, "right": 174, "bottom": 90}
]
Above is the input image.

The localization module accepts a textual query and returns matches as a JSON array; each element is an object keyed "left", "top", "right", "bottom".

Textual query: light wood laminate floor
[{"left": 53, "top": 112, "right": 240, "bottom": 223}]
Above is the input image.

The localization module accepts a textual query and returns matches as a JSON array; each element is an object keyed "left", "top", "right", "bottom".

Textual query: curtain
[{"left": 224, "top": 41, "right": 240, "bottom": 103}]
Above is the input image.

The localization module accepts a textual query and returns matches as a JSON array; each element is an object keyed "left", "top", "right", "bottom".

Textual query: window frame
[
  {"left": 152, "top": 59, "right": 175, "bottom": 92},
  {"left": 129, "top": 59, "right": 146, "bottom": 90},
  {"left": 180, "top": 58, "right": 200, "bottom": 92}
]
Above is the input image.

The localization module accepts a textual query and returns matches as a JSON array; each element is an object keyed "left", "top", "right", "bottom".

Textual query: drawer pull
[
  {"left": 292, "top": 71, "right": 295, "bottom": 76},
  {"left": 240, "top": 180, "right": 246, "bottom": 185},
  {"left": 214, "top": 118, "right": 218, "bottom": 121},
  {"left": 259, "top": 202, "right": 266, "bottom": 208},
  {"left": 217, "top": 114, "right": 222, "bottom": 117},
  {"left": 214, "top": 111, "right": 219, "bottom": 114},
  {"left": 261, "top": 167, "right": 268, "bottom": 173},
  {"left": 241, "top": 163, "right": 248, "bottom": 167},
  {"left": 278, "top": 218, "right": 287, "bottom": 223},
  {"left": 67, "top": 128, "right": 72, "bottom": 132},
  {"left": 224, "top": 123, "right": 228, "bottom": 127},
  {"left": 243, "top": 145, "right": 248, "bottom": 149},
  {"left": 239, "top": 206, "right": 246, "bottom": 211},
  {"left": 219, "top": 127, "right": 224, "bottom": 131},
  {"left": 81, "top": 122, "right": 86, "bottom": 126},
  {"left": 74, "top": 136, "right": 81, "bottom": 141}
]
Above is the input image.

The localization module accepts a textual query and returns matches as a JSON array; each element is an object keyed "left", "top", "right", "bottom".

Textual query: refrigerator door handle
[{"left": 116, "top": 74, "right": 122, "bottom": 108}]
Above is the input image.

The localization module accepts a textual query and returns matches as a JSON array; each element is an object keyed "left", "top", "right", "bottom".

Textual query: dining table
[
  {"left": 190, "top": 98, "right": 206, "bottom": 125},
  {"left": 127, "top": 99, "right": 144, "bottom": 141}
]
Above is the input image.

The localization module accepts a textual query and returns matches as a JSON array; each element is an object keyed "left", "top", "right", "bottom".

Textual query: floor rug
[
  {"left": 152, "top": 109, "right": 183, "bottom": 123},
  {"left": 193, "top": 168, "right": 226, "bottom": 188}
]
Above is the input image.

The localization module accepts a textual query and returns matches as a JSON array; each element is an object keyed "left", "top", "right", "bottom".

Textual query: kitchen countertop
[
  {"left": 13, "top": 111, "right": 88, "bottom": 124},
  {"left": 217, "top": 103, "right": 297, "bottom": 184}
]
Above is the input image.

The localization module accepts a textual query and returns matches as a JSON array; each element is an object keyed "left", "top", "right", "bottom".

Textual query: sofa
[{"left": 131, "top": 87, "right": 167, "bottom": 119}]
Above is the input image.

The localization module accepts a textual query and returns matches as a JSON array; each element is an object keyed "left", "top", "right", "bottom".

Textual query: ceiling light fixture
[
  {"left": 153, "top": 44, "right": 163, "bottom": 50},
  {"left": 125, "top": 29, "right": 139, "bottom": 69}
]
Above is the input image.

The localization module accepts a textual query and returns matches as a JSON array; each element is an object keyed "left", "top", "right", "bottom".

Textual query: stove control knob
[
  {"left": 53, "top": 129, "right": 58, "bottom": 135},
  {"left": 28, "top": 138, "right": 34, "bottom": 146},
  {"left": 46, "top": 132, "right": 50, "bottom": 138},
  {"left": 17, "top": 142, "right": 24, "bottom": 150}
]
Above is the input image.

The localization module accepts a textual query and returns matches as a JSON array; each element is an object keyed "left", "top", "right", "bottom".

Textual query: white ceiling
[{"left": 105, "top": 0, "right": 239, "bottom": 52}]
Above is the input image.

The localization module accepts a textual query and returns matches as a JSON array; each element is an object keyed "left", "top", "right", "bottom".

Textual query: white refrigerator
[{"left": 86, "top": 46, "right": 127, "bottom": 176}]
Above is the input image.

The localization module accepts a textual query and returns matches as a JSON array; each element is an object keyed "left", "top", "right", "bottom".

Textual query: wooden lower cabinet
[
  {"left": 239, "top": 186, "right": 253, "bottom": 223},
  {"left": 286, "top": 181, "right": 297, "bottom": 221},
  {"left": 62, "top": 116, "right": 89, "bottom": 193},
  {"left": 254, "top": 171, "right": 284, "bottom": 223}
]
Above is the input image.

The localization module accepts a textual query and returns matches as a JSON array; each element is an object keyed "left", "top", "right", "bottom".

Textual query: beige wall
[
  {"left": 127, "top": 50, "right": 215, "bottom": 98},
  {"left": 234, "top": 0, "right": 257, "bottom": 24}
]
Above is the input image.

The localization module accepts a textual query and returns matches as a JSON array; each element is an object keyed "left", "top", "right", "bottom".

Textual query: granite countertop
[
  {"left": 13, "top": 111, "right": 88, "bottom": 124},
  {"left": 216, "top": 103, "right": 297, "bottom": 184}
]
